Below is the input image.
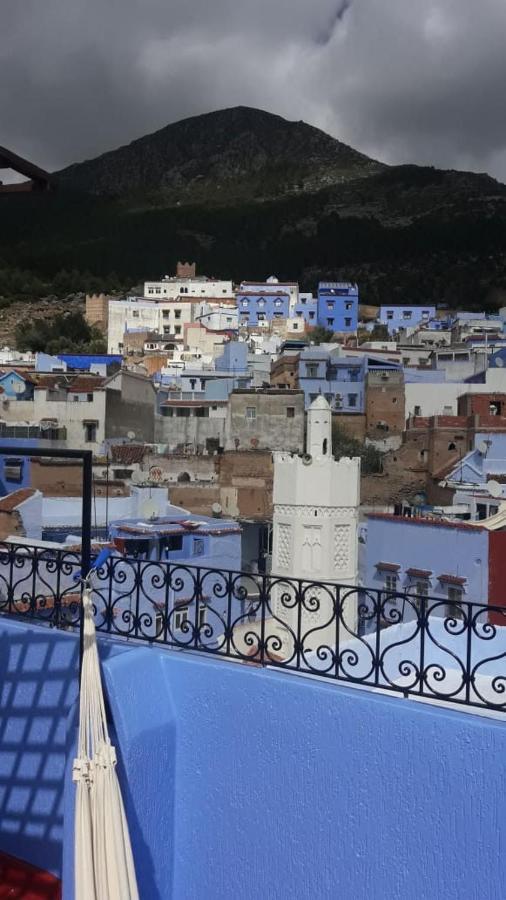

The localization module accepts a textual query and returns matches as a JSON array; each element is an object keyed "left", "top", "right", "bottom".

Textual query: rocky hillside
[{"left": 55, "top": 106, "right": 384, "bottom": 204}]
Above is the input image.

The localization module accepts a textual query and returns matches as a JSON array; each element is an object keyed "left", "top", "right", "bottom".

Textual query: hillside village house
[{"left": 0, "top": 368, "right": 155, "bottom": 452}]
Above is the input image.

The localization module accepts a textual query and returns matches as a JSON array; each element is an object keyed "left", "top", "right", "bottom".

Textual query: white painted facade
[
  {"left": 405, "top": 369, "right": 506, "bottom": 417},
  {"left": 143, "top": 278, "right": 234, "bottom": 299},
  {"left": 271, "top": 396, "right": 360, "bottom": 651}
]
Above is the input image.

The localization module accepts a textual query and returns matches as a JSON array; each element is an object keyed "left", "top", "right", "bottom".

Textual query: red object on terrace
[{"left": 0, "top": 852, "right": 61, "bottom": 899}]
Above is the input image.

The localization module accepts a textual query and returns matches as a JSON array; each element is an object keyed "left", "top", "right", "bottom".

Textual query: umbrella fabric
[{"left": 73, "top": 588, "right": 139, "bottom": 900}]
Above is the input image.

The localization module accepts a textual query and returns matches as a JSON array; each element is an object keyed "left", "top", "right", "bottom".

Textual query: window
[
  {"left": 414, "top": 580, "right": 429, "bottom": 604},
  {"left": 286, "top": 406, "right": 295, "bottom": 418},
  {"left": 246, "top": 406, "right": 256, "bottom": 419},
  {"left": 327, "top": 318, "right": 334, "bottom": 327},
  {"left": 193, "top": 538, "right": 205, "bottom": 556},
  {"left": 73, "top": 395, "right": 79, "bottom": 402},
  {"left": 327, "top": 302, "right": 335, "bottom": 310},
  {"left": 344, "top": 317, "right": 352, "bottom": 327},
  {"left": 258, "top": 313, "right": 265, "bottom": 322},
  {"left": 345, "top": 302, "right": 352, "bottom": 310},
  {"left": 490, "top": 401, "right": 502, "bottom": 416},
  {"left": 174, "top": 607, "right": 189, "bottom": 630},
  {"left": 163, "top": 310, "right": 170, "bottom": 319},
  {"left": 198, "top": 605, "right": 207, "bottom": 627},
  {"left": 258, "top": 298, "right": 265, "bottom": 308},
  {"left": 114, "top": 468, "right": 133, "bottom": 479},
  {"left": 403, "top": 311, "right": 412, "bottom": 320},
  {"left": 387, "top": 311, "right": 393, "bottom": 320},
  {"left": 348, "top": 393, "right": 357, "bottom": 408},
  {"left": 306, "top": 364, "right": 318, "bottom": 378},
  {"left": 383, "top": 573, "right": 397, "bottom": 599},
  {"left": 309, "top": 312, "right": 315, "bottom": 320},
  {"left": 87, "top": 393, "right": 93, "bottom": 403},
  {"left": 446, "top": 587, "right": 464, "bottom": 620},
  {"left": 174, "top": 326, "right": 182, "bottom": 335},
  {"left": 4, "top": 458, "right": 23, "bottom": 482},
  {"left": 84, "top": 422, "right": 97, "bottom": 443},
  {"left": 166, "top": 535, "right": 183, "bottom": 551},
  {"left": 414, "top": 405, "right": 421, "bottom": 416},
  {"left": 175, "top": 310, "right": 181, "bottom": 319},
  {"left": 274, "top": 298, "right": 283, "bottom": 307}
]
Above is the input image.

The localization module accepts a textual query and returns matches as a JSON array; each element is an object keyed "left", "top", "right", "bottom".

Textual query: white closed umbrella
[{"left": 73, "top": 583, "right": 139, "bottom": 900}]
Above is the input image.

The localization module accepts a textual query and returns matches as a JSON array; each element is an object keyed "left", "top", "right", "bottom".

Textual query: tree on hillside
[
  {"left": 15, "top": 311, "right": 107, "bottom": 355},
  {"left": 310, "top": 326, "right": 335, "bottom": 345}
]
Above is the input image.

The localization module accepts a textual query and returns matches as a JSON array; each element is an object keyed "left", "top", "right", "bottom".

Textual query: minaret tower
[{"left": 270, "top": 396, "right": 361, "bottom": 650}]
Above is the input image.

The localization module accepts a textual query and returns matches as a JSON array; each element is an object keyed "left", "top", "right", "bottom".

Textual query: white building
[
  {"left": 271, "top": 396, "right": 360, "bottom": 650},
  {"left": 143, "top": 277, "right": 234, "bottom": 300}
]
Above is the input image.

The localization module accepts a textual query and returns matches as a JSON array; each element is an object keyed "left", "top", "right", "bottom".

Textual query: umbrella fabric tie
[{"left": 74, "top": 583, "right": 139, "bottom": 900}]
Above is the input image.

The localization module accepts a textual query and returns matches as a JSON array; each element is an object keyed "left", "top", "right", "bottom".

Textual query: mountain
[
  {"left": 1, "top": 106, "right": 506, "bottom": 311},
  {"left": 55, "top": 106, "right": 384, "bottom": 203}
]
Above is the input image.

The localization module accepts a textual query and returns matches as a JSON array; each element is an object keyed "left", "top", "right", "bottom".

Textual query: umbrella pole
[{"left": 80, "top": 451, "right": 93, "bottom": 682}]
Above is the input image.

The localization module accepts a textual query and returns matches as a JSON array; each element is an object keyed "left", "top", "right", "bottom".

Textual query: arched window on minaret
[{"left": 322, "top": 438, "right": 328, "bottom": 456}]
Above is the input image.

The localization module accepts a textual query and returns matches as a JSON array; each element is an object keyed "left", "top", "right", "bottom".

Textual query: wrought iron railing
[{"left": 0, "top": 542, "right": 505, "bottom": 712}]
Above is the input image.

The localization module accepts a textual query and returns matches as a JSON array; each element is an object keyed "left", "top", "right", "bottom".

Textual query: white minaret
[{"left": 270, "top": 396, "right": 360, "bottom": 655}]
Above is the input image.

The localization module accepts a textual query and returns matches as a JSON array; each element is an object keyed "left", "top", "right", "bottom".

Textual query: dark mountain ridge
[
  {"left": 55, "top": 105, "right": 385, "bottom": 202},
  {"left": 1, "top": 106, "right": 506, "bottom": 312}
]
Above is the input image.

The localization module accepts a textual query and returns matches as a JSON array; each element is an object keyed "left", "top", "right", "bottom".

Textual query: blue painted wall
[
  {"left": 379, "top": 305, "right": 436, "bottom": 334},
  {"left": 363, "top": 515, "right": 490, "bottom": 605},
  {"left": 236, "top": 292, "right": 289, "bottom": 326},
  {"left": 2, "top": 619, "right": 506, "bottom": 899},
  {"left": 298, "top": 350, "right": 365, "bottom": 411},
  {"left": 317, "top": 283, "right": 358, "bottom": 332},
  {"left": 293, "top": 292, "right": 317, "bottom": 324},
  {"left": 0, "top": 371, "right": 34, "bottom": 400}
]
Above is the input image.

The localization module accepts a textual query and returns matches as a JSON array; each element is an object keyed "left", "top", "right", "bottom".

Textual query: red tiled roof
[
  {"left": 406, "top": 567, "right": 432, "bottom": 578},
  {"left": 375, "top": 562, "right": 400, "bottom": 572},
  {"left": 0, "top": 489, "right": 37, "bottom": 511},
  {"left": 438, "top": 574, "right": 467, "bottom": 585},
  {"left": 367, "top": 513, "right": 486, "bottom": 533},
  {"left": 0, "top": 851, "right": 61, "bottom": 899},
  {"left": 110, "top": 444, "right": 146, "bottom": 465}
]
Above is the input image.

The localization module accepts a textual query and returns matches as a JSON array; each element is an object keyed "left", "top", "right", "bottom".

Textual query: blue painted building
[
  {"left": 361, "top": 513, "right": 492, "bottom": 626},
  {"left": 108, "top": 510, "right": 242, "bottom": 643},
  {"left": 236, "top": 290, "right": 289, "bottom": 326},
  {"left": 293, "top": 293, "right": 318, "bottom": 325},
  {"left": 317, "top": 282, "right": 358, "bottom": 333},
  {"left": 298, "top": 348, "right": 401, "bottom": 412},
  {"left": 0, "top": 369, "right": 34, "bottom": 400},
  {"left": 379, "top": 305, "right": 436, "bottom": 334},
  {"left": 56, "top": 354, "right": 123, "bottom": 372},
  {"left": 298, "top": 349, "right": 365, "bottom": 412}
]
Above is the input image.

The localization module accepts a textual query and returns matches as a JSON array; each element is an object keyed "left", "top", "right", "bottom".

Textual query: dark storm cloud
[{"left": 1, "top": 0, "right": 506, "bottom": 180}]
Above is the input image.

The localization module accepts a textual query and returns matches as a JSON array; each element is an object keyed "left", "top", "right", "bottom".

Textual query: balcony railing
[{"left": 0, "top": 542, "right": 505, "bottom": 712}]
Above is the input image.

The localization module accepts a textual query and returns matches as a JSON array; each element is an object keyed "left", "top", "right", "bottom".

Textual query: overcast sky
[{"left": 2, "top": 0, "right": 506, "bottom": 181}]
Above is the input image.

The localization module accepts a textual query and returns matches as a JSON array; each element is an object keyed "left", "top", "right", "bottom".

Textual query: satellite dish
[
  {"left": 12, "top": 381, "right": 25, "bottom": 394},
  {"left": 141, "top": 500, "right": 158, "bottom": 518},
  {"left": 496, "top": 357, "right": 504, "bottom": 368},
  {"left": 477, "top": 441, "right": 489, "bottom": 455},
  {"left": 131, "top": 470, "right": 148, "bottom": 485},
  {"left": 488, "top": 480, "right": 502, "bottom": 498},
  {"left": 211, "top": 502, "right": 222, "bottom": 517},
  {"left": 127, "top": 430, "right": 136, "bottom": 440}
]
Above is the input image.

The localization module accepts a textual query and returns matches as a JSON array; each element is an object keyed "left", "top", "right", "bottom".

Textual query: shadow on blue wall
[{"left": 0, "top": 625, "right": 78, "bottom": 875}]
